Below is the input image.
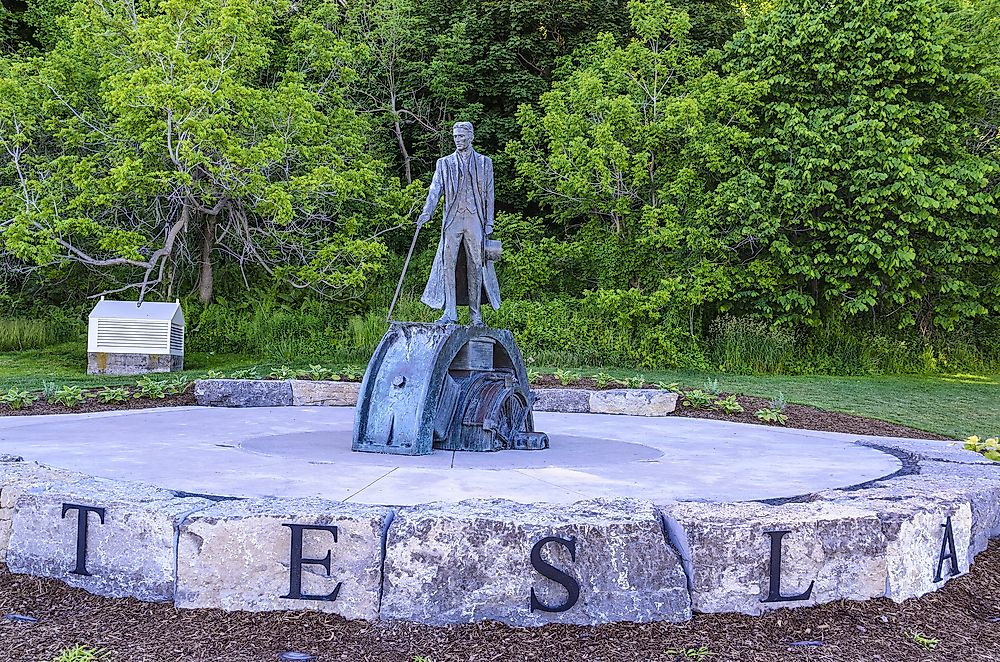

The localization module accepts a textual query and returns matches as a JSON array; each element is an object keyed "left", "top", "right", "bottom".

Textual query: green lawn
[
  {"left": 571, "top": 367, "right": 1000, "bottom": 440},
  {"left": 2, "top": 340, "right": 997, "bottom": 439}
]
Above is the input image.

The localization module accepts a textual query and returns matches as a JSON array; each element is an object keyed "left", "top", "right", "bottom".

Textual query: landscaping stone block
[
  {"left": 662, "top": 501, "right": 890, "bottom": 615},
  {"left": 531, "top": 389, "right": 591, "bottom": 413},
  {"left": 194, "top": 379, "right": 292, "bottom": 407},
  {"left": 381, "top": 498, "right": 690, "bottom": 626},
  {"left": 0, "top": 462, "right": 89, "bottom": 563},
  {"left": 6, "top": 478, "right": 211, "bottom": 601},
  {"left": 290, "top": 380, "right": 361, "bottom": 407},
  {"left": 176, "top": 498, "right": 391, "bottom": 619},
  {"left": 589, "top": 389, "right": 677, "bottom": 416},
  {"left": 813, "top": 486, "right": 973, "bottom": 600}
]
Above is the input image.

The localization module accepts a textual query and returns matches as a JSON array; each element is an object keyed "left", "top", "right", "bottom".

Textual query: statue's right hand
[{"left": 417, "top": 213, "right": 430, "bottom": 228}]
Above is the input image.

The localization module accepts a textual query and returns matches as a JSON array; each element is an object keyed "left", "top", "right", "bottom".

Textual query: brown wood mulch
[
  {"left": 3, "top": 538, "right": 1000, "bottom": 662},
  {"left": 1, "top": 380, "right": 947, "bottom": 440}
]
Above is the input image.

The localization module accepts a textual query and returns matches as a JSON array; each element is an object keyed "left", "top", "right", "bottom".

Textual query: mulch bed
[
  {"left": 1, "top": 379, "right": 948, "bottom": 440},
  {"left": 0, "top": 391, "right": 197, "bottom": 417},
  {"left": 3, "top": 538, "right": 1000, "bottom": 661}
]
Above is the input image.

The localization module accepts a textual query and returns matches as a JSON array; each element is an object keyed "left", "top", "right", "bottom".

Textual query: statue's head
[{"left": 453, "top": 122, "right": 474, "bottom": 152}]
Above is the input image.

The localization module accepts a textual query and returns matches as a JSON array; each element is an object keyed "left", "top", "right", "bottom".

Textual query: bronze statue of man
[{"left": 417, "top": 122, "right": 501, "bottom": 326}]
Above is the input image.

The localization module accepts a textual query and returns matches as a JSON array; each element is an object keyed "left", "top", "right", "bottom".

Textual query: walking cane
[{"left": 386, "top": 222, "right": 421, "bottom": 323}]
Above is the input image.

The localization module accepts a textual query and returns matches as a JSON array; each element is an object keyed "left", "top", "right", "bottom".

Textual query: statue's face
[{"left": 453, "top": 126, "right": 473, "bottom": 152}]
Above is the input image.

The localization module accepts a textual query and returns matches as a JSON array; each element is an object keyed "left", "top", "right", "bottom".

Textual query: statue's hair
[{"left": 453, "top": 121, "right": 474, "bottom": 136}]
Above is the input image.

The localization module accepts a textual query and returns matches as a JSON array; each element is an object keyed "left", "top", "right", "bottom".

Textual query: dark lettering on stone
[
  {"left": 761, "top": 530, "right": 814, "bottom": 603},
  {"left": 280, "top": 524, "right": 343, "bottom": 602},
  {"left": 61, "top": 503, "right": 105, "bottom": 577},
  {"left": 529, "top": 536, "right": 580, "bottom": 613},
  {"left": 934, "top": 516, "right": 960, "bottom": 582}
]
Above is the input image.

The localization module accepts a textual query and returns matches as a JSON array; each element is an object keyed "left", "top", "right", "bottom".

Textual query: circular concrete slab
[{"left": 0, "top": 406, "right": 908, "bottom": 504}]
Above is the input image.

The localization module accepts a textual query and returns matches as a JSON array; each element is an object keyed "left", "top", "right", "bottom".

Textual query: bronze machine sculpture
[{"left": 352, "top": 122, "right": 548, "bottom": 455}]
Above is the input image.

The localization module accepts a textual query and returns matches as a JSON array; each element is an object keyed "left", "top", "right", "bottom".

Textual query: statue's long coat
[{"left": 420, "top": 149, "right": 501, "bottom": 310}]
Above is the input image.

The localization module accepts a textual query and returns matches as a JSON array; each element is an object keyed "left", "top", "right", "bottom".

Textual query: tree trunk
[
  {"left": 198, "top": 212, "right": 216, "bottom": 305},
  {"left": 393, "top": 117, "right": 412, "bottom": 184}
]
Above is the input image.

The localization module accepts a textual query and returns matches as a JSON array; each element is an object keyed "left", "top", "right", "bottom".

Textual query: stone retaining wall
[
  {"left": 194, "top": 380, "right": 678, "bottom": 416},
  {"left": 3, "top": 438, "right": 999, "bottom": 625}
]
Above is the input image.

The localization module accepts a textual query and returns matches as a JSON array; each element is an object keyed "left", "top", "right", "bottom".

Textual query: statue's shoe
[{"left": 434, "top": 314, "right": 458, "bottom": 325}]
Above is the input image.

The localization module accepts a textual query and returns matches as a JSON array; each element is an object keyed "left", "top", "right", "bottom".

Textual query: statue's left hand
[{"left": 485, "top": 224, "right": 494, "bottom": 235}]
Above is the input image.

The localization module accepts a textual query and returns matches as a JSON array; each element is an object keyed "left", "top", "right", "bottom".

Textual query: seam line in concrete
[
  {"left": 511, "top": 469, "right": 590, "bottom": 499},
  {"left": 342, "top": 468, "right": 398, "bottom": 502}
]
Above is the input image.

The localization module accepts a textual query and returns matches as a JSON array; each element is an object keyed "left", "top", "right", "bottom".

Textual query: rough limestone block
[
  {"left": 87, "top": 352, "right": 182, "bottom": 375},
  {"left": 290, "top": 380, "right": 361, "bottom": 407},
  {"left": 813, "top": 487, "right": 973, "bottom": 600},
  {"left": 194, "top": 379, "right": 292, "bottom": 407},
  {"left": 6, "top": 478, "right": 211, "bottom": 601},
  {"left": 176, "top": 498, "right": 391, "bottom": 618},
  {"left": 382, "top": 498, "right": 690, "bottom": 626},
  {"left": 531, "top": 389, "right": 591, "bottom": 413},
  {"left": 0, "top": 462, "right": 89, "bottom": 563},
  {"left": 590, "top": 389, "right": 678, "bottom": 416},
  {"left": 662, "top": 501, "right": 889, "bottom": 615},
  {"left": 888, "top": 465, "right": 1000, "bottom": 560}
]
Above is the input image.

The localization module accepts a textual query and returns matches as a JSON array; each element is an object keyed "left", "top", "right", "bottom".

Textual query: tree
[
  {"left": 729, "top": 0, "right": 999, "bottom": 331},
  {"left": 507, "top": 0, "right": 762, "bottom": 307},
  {"left": 1, "top": 0, "right": 411, "bottom": 304}
]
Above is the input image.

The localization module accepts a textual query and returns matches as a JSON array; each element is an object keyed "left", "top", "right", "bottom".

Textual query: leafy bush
[
  {"left": 755, "top": 408, "right": 788, "bottom": 426},
  {"left": 306, "top": 365, "right": 339, "bottom": 381},
  {"left": 96, "top": 387, "right": 129, "bottom": 404},
  {"left": 1, "top": 387, "right": 38, "bottom": 409},
  {"left": 50, "top": 385, "right": 86, "bottom": 408},
  {"left": 682, "top": 389, "right": 714, "bottom": 409},
  {"left": 268, "top": 366, "right": 302, "bottom": 380},
  {"left": 134, "top": 377, "right": 167, "bottom": 399},
  {"left": 714, "top": 394, "right": 744, "bottom": 415},
  {"left": 964, "top": 436, "right": 1000, "bottom": 462}
]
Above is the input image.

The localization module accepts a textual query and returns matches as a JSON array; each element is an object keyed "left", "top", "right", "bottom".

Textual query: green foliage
[
  {"left": 96, "top": 387, "right": 129, "bottom": 404},
  {"left": 593, "top": 372, "right": 622, "bottom": 388},
  {"left": 204, "top": 370, "right": 225, "bottom": 379},
  {"left": 48, "top": 646, "right": 110, "bottom": 662},
  {"left": 268, "top": 366, "right": 302, "bottom": 380},
  {"left": 623, "top": 375, "right": 646, "bottom": 389},
  {"left": 229, "top": 368, "right": 260, "bottom": 380},
  {"left": 1, "top": 0, "right": 402, "bottom": 304},
  {"left": 682, "top": 389, "right": 715, "bottom": 409},
  {"left": 714, "top": 394, "right": 744, "bottom": 414},
  {"left": 50, "top": 385, "right": 86, "bottom": 407},
  {"left": 164, "top": 376, "right": 191, "bottom": 395},
  {"left": 306, "top": 364, "right": 339, "bottom": 381},
  {"left": 755, "top": 407, "right": 788, "bottom": 425},
  {"left": 1, "top": 387, "right": 38, "bottom": 409},
  {"left": 134, "top": 377, "right": 168, "bottom": 400},
  {"left": 0, "top": 314, "right": 79, "bottom": 351},
  {"left": 488, "top": 290, "right": 708, "bottom": 369},
  {"left": 553, "top": 368, "right": 580, "bottom": 386},
  {"left": 769, "top": 392, "right": 787, "bottom": 412},
  {"left": 728, "top": 0, "right": 1000, "bottom": 331},
  {"left": 964, "top": 435, "right": 1000, "bottom": 462},
  {"left": 703, "top": 377, "right": 721, "bottom": 395},
  {"left": 909, "top": 632, "right": 940, "bottom": 650}
]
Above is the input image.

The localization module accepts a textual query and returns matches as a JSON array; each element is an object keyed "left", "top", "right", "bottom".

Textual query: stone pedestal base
[{"left": 87, "top": 352, "right": 183, "bottom": 375}]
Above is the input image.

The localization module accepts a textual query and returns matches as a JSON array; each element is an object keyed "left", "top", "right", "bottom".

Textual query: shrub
[
  {"left": 1, "top": 387, "right": 38, "bottom": 409},
  {"left": 50, "top": 385, "right": 87, "bottom": 408}
]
